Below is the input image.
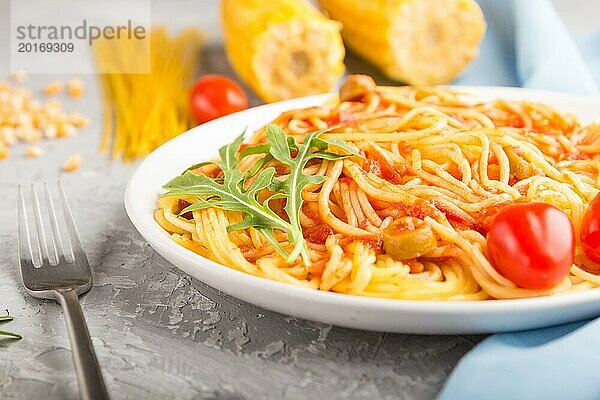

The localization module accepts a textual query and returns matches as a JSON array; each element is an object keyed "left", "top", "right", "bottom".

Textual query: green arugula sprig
[
  {"left": 162, "top": 124, "right": 356, "bottom": 266},
  {"left": 0, "top": 315, "right": 22, "bottom": 340}
]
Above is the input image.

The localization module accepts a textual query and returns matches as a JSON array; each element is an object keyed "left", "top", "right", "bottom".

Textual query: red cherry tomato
[
  {"left": 487, "top": 202, "right": 575, "bottom": 289},
  {"left": 189, "top": 74, "right": 248, "bottom": 124},
  {"left": 581, "top": 193, "right": 600, "bottom": 263}
]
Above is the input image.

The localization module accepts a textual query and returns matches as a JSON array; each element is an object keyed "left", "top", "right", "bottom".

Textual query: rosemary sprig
[{"left": 0, "top": 315, "right": 22, "bottom": 340}]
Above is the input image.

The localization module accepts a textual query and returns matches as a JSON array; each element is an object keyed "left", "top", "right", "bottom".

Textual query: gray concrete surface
[{"left": 0, "top": 1, "right": 595, "bottom": 399}]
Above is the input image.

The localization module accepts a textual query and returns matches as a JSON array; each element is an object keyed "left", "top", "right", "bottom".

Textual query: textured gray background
[{"left": 0, "top": 1, "right": 595, "bottom": 399}]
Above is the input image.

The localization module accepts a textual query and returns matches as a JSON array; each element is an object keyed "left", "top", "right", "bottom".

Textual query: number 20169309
[{"left": 17, "top": 42, "right": 74, "bottom": 53}]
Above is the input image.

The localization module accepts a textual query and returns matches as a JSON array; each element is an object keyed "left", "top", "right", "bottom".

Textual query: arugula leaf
[
  {"left": 238, "top": 144, "right": 270, "bottom": 160},
  {"left": 265, "top": 125, "right": 353, "bottom": 264},
  {"left": 162, "top": 125, "right": 356, "bottom": 266},
  {"left": 313, "top": 138, "right": 359, "bottom": 156},
  {"left": 181, "top": 161, "right": 215, "bottom": 175},
  {"left": 163, "top": 134, "right": 292, "bottom": 259}
]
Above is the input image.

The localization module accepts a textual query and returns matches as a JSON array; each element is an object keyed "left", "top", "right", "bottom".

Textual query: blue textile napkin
[
  {"left": 455, "top": 0, "right": 599, "bottom": 97},
  {"left": 438, "top": 1, "right": 600, "bottom": 400}
]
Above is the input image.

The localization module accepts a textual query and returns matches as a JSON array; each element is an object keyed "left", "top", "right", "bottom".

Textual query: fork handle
[{"left": 57, "top": 288, "right": 110, "bottom": 400}]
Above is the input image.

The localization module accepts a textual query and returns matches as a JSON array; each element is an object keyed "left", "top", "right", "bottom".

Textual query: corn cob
[
  {"left": 318, "top": 0, "right": 486, "bottom": 85},
  {"left": 221, "top": 0, "right": 345, "bottom": 103}
]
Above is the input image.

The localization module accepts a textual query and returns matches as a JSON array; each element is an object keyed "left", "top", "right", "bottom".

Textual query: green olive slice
[{"left": 383, "top": 216, "right": 437, "bottom": 260}]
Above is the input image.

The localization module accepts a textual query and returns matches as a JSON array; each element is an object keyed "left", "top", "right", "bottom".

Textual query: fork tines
[{"left": 17, "top": 182, "right": 90, "bottom": 284}]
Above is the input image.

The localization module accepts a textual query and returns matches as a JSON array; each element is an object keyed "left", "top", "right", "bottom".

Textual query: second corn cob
[{"left": 318, "top": 0, "right": 486, "bottom": 85}]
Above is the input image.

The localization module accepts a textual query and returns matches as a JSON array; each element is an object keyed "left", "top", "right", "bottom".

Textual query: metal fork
[{"left": 17, "top": 182, "right": 110, "bottom": 400}]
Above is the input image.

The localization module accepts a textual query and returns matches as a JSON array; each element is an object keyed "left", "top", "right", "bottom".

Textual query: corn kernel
[
  {"left": 17, "top": 113, "right": 33, "bottom": 126},
  {"left": 62, "top": 154, "right": 82, "bottom": 172},
  {"left": 57, "top": 122, "right": 76, "bottom": 137},
  {"left": 25, "top": 145, "right": 42, "bottom": 158},
  {"left": 45, "top": 99, "right": 63, "bottom": 112},
  {"left": 68, "top": 112, "right": 89, "bottom": 128},
  {"left": 11, "top": 70, "right": 27, "bottom": 83},
  {"left": 11, "top": 95, "right": 24, "bottom": 110},
  {"left": 29, "top": 99, "right": 41, "bottom": 109},
  {"left": 1, "top": 127, "right": 15, "bottom": 144},
  {"left": 14, "top": 127, "right": 26, "bottom": 141},
  {"left": 0, "top": 143, "right": 9, "bottom": 159},
  {"left": 44, "top": 125, "right": 57, "bottom": 139},
  {"left": 66, "top": 79, "right": 84, "bottom": 98},
  {"left": 23, "top": 127, "right": 42, "bottom": 142},
  {"left": 43, "top": 81, "right": 63, "bottom": 96}
]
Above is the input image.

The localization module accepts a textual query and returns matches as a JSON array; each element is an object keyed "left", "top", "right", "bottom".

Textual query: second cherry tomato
[
  {"left": 189, "top": 74, "right": 248, "bottom": 124},
  {"left": 487, "top": 202, "right": 575, "bottom": 290},
  {"left": 581, "top": 193, "right": 600, "bottom": 264}
]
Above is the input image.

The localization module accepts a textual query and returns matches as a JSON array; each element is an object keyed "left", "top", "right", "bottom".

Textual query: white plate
[{"left": 125, "top": 87, "right": 600, "bottom": 334}]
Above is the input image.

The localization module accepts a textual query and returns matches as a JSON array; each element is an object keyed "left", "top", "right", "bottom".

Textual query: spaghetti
[
  {"left": 94, "top": 27, "right": 202, "bottom": 161},
  {"left": 155, "top": 75, "right": 600, "bottom": 300}
]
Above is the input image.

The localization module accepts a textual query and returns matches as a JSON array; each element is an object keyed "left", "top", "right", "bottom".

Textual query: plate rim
[{"left": 124, "top": 86, "right": 600, "bottom": 328}]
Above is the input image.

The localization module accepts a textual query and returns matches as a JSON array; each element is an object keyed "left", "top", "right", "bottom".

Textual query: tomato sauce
[
  {"left": 303, "top": 224, "right": 334, "bottom": 245},
  {"left": 308, "top": 260, "right": 326, "bottom": 276},
  {"left": 432, "top": 200, "right": 492, "bottom": 235},
  {"left": 324, "top": 110, "right": 356, "bottom": 127},
  {"left": 239, "top": 244, "right": 257, "bottom": 263},
  {"left": 444, "top": 162, "right": 462, "bottom": 180},
  {"left": 397, "top": 141, "right": 413, "bottom": 157},
  {"left": 302, "top": 203, "right": 321, "bottom": 222},
  {"left": 566, "top": 151, "right": 591, "bottom": 161},
  {"left": 487, "top": 164, "right": 501, "bottom": 180},
  {"left": 177, "top": 199, "right": 194, "bottom": 220},
  {"left": 406, "top": 259, "right": 425, "bottom": 274},
  {"left": 505, "top": 114, "right": 524, "bottom": 128},
  {"left": 363, "top": 149, "right": 404, "bottom": 184},
  {"left": 392, "top": 200, "right": 438, "bottom": 220},
  {"left": 339, "top": 236, "right": 385, "bottom": 254}
]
